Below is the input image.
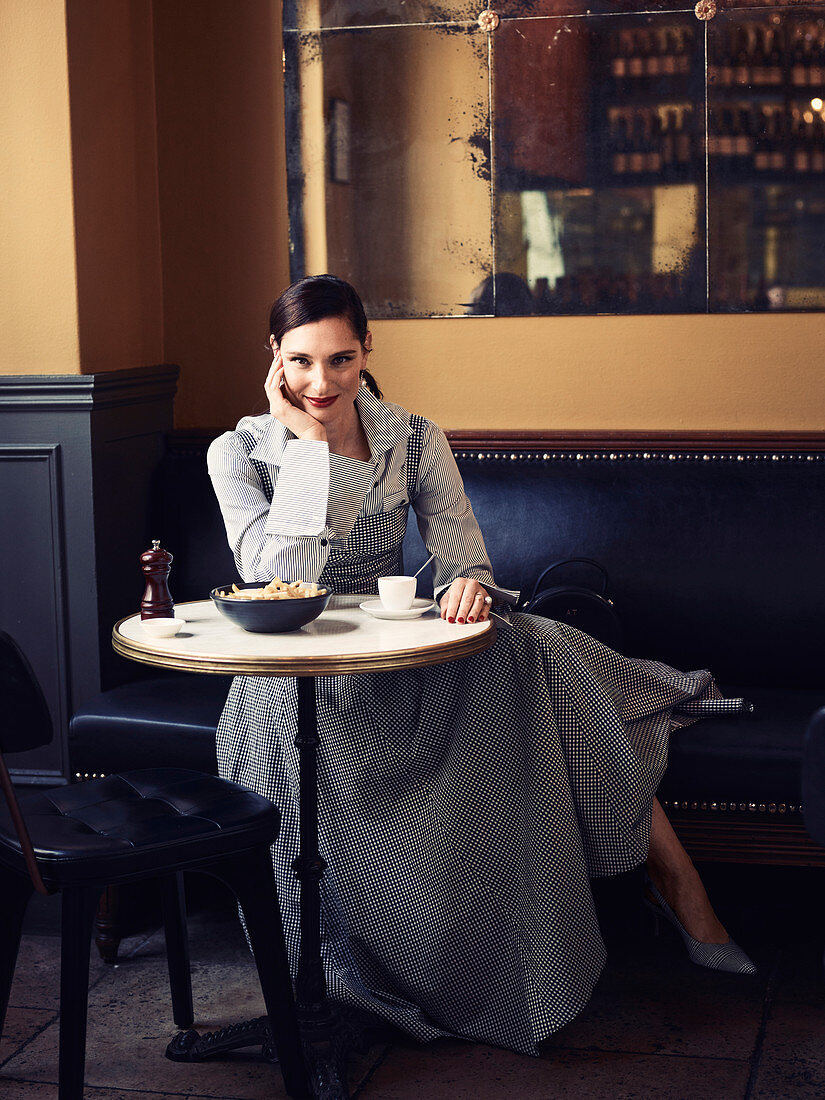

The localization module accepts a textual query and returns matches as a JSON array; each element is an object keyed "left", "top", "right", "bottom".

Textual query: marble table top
[{"left": 113, "top": 594, "right": 495, "bottom": 676}]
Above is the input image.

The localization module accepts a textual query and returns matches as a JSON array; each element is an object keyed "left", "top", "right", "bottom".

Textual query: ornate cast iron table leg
[
  {"left": 167, "top": 675, "right": 355, "bottom": 1099},
  {"left": 291, "top": 675, "right": 351, "bottom": 1098}
]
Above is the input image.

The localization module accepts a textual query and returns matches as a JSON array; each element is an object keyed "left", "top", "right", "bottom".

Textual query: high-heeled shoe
[{"left": 643, "top": 874, "right": 758, "bottom": 974}]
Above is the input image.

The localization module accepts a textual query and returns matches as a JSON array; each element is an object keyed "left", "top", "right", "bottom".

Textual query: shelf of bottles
[
  {"left": 603, "top": 12, "right": 825, "bottom": 187},
  {"left": 605, "top": 18, "right": 700, "bottom": 185}
]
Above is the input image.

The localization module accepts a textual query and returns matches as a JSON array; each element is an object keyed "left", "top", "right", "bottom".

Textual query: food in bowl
[
  {"left": 211, "top": 580, "right": 331, "bottom": 633},
  {"left": 218, "top": 578, "right": 327, "bottom": 601}
]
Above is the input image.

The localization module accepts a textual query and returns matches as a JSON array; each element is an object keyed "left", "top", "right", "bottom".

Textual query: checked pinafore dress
[{"left": 209, "top": 393, "right": 747, "bottom": 1056}]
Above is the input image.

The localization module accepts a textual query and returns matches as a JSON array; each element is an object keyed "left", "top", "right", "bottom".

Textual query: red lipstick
[{"left": 305, "top": 395, "right": 339, "bottom": 408}]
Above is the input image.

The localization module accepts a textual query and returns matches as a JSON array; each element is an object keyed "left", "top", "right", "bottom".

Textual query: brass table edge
[{"left": 112, "top": 615, "right": 495, "bottom": 677}]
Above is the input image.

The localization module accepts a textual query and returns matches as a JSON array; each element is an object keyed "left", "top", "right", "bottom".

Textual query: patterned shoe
[{"left": 644, "top": 874, "right": 758, "bottom": 974}]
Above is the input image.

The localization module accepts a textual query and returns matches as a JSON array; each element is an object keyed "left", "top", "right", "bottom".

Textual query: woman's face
[{"left": 274, "top": 315, "right": 369, "bottom": 423}]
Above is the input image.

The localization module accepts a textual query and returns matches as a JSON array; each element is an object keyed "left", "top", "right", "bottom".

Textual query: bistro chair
[
  {"left": 802, "top": 706, "right": 825, "bottom": 844},
  {"left": 802, "top": 706, "right": 825, "bottom": 974},
  {"left": 0, "top": 630, "right": 308, "bottom": 1099}
]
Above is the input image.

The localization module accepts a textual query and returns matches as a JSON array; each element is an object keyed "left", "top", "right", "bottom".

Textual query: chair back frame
[{"left": 0, "top": 749, "right": 49, "bottom": 895}]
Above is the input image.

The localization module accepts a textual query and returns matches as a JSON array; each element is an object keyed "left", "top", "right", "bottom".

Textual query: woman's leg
[{"left": 646, "top": 797, "right": 728, "bottom": 943}]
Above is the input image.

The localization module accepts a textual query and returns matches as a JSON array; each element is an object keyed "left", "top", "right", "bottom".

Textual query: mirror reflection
[
  {"left": 284, "top": 2, "right": 825, "bottom": 316},
  {"left": 284, "top": 23, "right": 492, "bottom": 317}
]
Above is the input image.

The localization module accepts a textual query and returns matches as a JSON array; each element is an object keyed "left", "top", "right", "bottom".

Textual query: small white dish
[
  {"left": 140, "top": 617, "right": 186, "bottom": 638},
  {"left": 359, "top": 598, "right": 434, "bottom": 621}
]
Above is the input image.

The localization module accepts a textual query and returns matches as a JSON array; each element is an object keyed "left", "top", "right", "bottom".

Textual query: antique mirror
[{"left": 283, "top": 2, "right": 825, "bottom": 317}]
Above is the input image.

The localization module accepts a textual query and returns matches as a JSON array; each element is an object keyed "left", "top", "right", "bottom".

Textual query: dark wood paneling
[
  {"left": 444, "top": 429, "right": 825, "bottom": 452},
  {"left": 0, "top": 445, "right": 68, "bottom": 780},
  {"left": 0, "top": 367, "right": 179, "bottom": 783}
]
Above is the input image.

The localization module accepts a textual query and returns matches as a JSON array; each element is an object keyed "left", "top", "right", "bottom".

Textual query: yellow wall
[
  {"left": 1, "top": 2, "right": 822, "bottom": 432},
  {"left": 152, "top": 0, "right": 290, "bottom": 428},
  {"left": 66, "top": 0, "right": 163, "bottom": 373},
  {"left": 370, "top": 313, "right": 825, "bottom": 432},
  {"left": 0, "top": 0, "right": 80, "bottom": 374}
]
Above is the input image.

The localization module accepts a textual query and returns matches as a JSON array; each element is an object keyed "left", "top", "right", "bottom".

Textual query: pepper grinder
[{"left": 140, "top": 540, "right": 174, "bottom": 620}]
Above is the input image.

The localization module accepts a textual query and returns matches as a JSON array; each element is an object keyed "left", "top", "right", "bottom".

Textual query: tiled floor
[{"left": 2, "top": 863, "right": 824, "bottom": 1099}]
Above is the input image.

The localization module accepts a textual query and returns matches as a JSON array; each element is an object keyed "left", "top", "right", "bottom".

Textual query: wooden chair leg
[
  {"left": 59, "top": 885, "right": 101, "bottom": 1100},
  {"left": 207, "top": 849, "right": 309, "bottom": 1100},
  {"left": 93, "top": 885, "right": 122, "bottom": 963},
  {"left": 160, "top": 871, "right": 194, "bottom": 1029},
  {"left": 0, "top": 874, "right": 33, "bottom": 1039}
]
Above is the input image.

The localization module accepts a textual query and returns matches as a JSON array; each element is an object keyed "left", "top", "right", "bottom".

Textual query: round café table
[{"left": 113, "top": 593, "right": 495, "bottom": 1100}]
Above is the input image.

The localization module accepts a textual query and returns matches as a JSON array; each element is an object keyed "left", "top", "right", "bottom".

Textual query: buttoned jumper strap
[{"left": 405, "top": 413, "right": 427, "bottom": 499}]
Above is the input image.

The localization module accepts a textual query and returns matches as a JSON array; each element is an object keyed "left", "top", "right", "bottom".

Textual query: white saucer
[{"left": 359, "top": 598, "right": 435, "bottom": 620}]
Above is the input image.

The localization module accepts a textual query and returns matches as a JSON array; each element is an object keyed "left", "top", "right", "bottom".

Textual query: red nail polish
[
  {"left": 457, "top": 617, "right": 465, "bottom": 623},
  {"left": 468, "top": 616, "right": 475, "bottom": 623},
  {"left": 448, "top": 616, "right": 455, "bottom": 623}
]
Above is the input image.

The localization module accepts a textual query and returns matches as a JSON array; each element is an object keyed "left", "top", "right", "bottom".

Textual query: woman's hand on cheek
[
  {"left": 264, "top": 351, "right": 327, "bottom": 443},
  {"left": 439, "top": 578, "right": 491, "bottom": 624}
]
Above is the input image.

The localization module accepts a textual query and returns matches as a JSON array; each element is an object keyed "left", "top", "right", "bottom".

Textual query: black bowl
[{"left": 210, "top": 583, "right": 332, "bottom": 633}]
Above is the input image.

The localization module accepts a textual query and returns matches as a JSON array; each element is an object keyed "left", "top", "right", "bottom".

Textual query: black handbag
[{"left": 520, "top": 557, "right": 624, "bottom": 651}]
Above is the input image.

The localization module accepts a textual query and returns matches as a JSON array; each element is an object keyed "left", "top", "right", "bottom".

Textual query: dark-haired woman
[{"left": 207, "top": 275, "right": 755, "bottom": 1059}]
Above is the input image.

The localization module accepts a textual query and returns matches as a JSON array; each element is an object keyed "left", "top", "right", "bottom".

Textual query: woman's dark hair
[{"left": 269, "top": 274, "right": 382, "bottom": 399}]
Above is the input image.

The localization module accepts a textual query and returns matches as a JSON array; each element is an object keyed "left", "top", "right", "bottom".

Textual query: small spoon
[{"left": 412, "top": 552, "right": 436, "bottom": 578}]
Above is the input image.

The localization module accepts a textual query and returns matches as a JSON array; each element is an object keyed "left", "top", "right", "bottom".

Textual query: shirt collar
[
  {"left": 356, "top": 387, "right": 412, "bottom": 460},
  {"left": 247, "top": 387, "right": 411, "bottom": 467}
]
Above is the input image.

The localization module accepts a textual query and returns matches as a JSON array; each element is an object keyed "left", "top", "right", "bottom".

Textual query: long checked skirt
[{"left": 215, "top": 612, "right": 745, "bottom": 1056}]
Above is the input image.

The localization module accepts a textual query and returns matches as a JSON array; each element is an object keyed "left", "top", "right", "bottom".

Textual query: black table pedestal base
[
  {"left": 166, "top": 1007, "right": 386, "bottom": 1099},
  {"left": 165, "top": 675, "right": 393, "bottom": 1098},
  {"left": 166, "top": 1016, "right": 276, "bottom": 1062}
]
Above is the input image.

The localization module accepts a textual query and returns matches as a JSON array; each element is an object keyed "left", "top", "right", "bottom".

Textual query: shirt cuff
[{"left": 264, "top": 439, "right": 330, "bottom": 535}]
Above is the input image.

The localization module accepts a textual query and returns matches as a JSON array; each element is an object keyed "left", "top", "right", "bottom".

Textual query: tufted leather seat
[
  {"left": 803, "top": 707, "right": 825, "bottom": 846},
  {"left": 69, "top": 675, "right": 232, "bottom": 778},
  {"left": 0, "top": 632, "right": 308, "bottom": 1100},
  {"left": 0, "top": 769, "right": 281, "bottom": 882}
]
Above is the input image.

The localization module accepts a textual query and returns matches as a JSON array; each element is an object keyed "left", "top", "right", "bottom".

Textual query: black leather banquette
[{"left": 71, "top": 429, "right": 825, "bottom": 867}]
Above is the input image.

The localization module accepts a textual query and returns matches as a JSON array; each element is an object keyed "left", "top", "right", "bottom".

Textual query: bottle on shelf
[
  {"left": 732, "top": 105, "right": 754, "bottom": 177},
  {"left": 810, "top": 23, "right": 825, "bottom": 87},
  {"left": 811, "top": 111, "right": 825, "bottom": 173},
  {"left": 674, "top": 105, "right": 694, "bottom": 178},
  {"left": 751, "top": 25, "right": 769, "bottom": 87},
  {"left": 628, "top": 110, "right": 647, "bottom": 174},
  {"left": 642, "top": 28, "right": 660, "bottom": 90},
  {"left": 791, "top": 25, "right": 808, "bottom": 87},
  {"left": 610, "top": 112, "right": 630, "bottom": 177},
  {"left": 628, "top": 28, "right": 645, "bottom": 85},
  {"left": 755, "top": 106, "right": 788, "bottom": 174},
  {"left": 611, "top": 29, "right": 630, "bottom": 96},
  {"left": 772, "top": 108, "right": 787, "bottom": 173},
  {"left": 718, "top": 25, "right": 735, "bottom": 87},
  {"left": 646, "top": 109, "right": 662, "bottom": 174},
  {"left": 676, "top": 25, "right": 693, "bottom": 77},
  {"left": 765, "top": 22, "right": 784, "bottom": 87},
  {"left": 791, "top": 107, "right": 810, "bottom": 174},
  {"left": 660, "top": 108, "right": 677, "bottom": 180},
  {"left": 734, "top": 26, "right": 751, "bottom": 88},
  {"left": 753, "top": 105, "right": 781, "bottom": 172},
  {"left": 660, "top": 28, "right": 678, "bottom": 81}
]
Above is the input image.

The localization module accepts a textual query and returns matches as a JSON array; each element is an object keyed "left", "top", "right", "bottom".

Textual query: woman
[{"left": 207, "top": 274, "right": 755, "bottom": 1058}]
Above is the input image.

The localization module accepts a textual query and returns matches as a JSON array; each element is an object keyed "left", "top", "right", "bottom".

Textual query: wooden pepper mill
[{"left": 140, "top": 540, "right": 174, "bottom": 620}]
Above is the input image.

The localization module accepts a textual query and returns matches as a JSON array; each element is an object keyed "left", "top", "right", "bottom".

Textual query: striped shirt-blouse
[{"left": 207, "top": 387, "right": 494, "bottom": 598}]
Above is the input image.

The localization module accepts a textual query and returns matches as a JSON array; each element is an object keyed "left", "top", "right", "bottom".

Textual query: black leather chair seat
[
  {"left": 660, "top": 686, "right": 825, "bottom": 804},
  {"left": 69, "top": 675, "right": 233, "bottom": 776},
  {"left": 802, "top": 707, "right": 825, "bottom": 843},
  {"left": 0, "top": 769, "right": 279, "bottom": 885}
]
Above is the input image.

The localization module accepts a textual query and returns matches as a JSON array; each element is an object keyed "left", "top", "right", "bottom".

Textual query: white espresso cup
[{"left": 378, "top": 575, "right": 417, "bottom": 611}]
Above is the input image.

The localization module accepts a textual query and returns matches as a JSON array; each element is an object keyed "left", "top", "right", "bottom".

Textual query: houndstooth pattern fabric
[{"left": 209, "top": 397, "right": 749, "bottom": 1056}]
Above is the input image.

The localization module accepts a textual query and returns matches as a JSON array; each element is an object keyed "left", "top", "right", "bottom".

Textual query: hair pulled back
[{"left": 269, "top": 274, "right": 382, "bottom": 399}]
